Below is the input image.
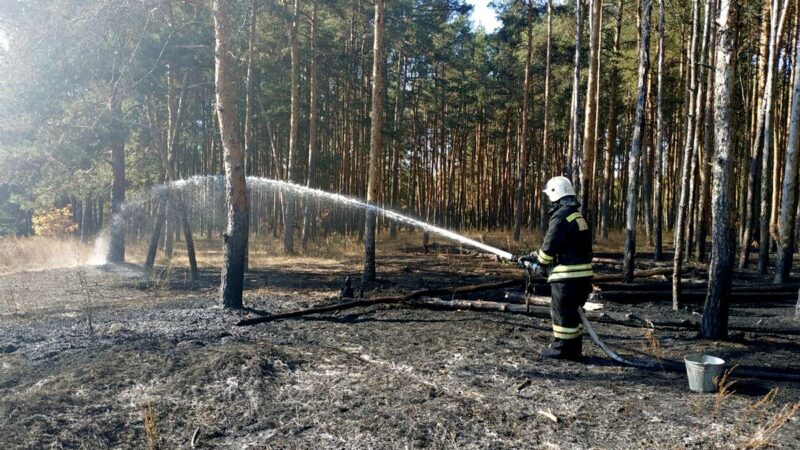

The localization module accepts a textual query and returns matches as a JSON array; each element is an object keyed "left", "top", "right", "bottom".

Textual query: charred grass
[{"left": 0, "top": 237, "right": 798, "bottom": 448}]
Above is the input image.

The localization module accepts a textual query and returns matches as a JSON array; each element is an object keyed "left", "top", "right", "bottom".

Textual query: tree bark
[
  {"left": 284, "top": 0, "right": 300, "bottom": 254},
  {"left": 214, "top": 0, "right": 249, "bottom": 309},
  {"left": 144, "top": 201, "right": 166, "bottom": 275},
  {"left": 243, "top": 0, "right": 257, "bottom": 269},
  {"left": 580, "top": 0, "right": 602, "bottom": 228},
  {"left": 601, "top": 0, "right": 624, "bottom": 239},
  {"left": 146, "top": 74, "right": 199, "bottom": 282},
  {"left": 540, "top": 0, "right": 554, "bottom": 235},
  {"left": 567, "top": 0, "right": 584, "bottom": 184},
  {"left": 363, "top": 0, "right": 384, "bottom": 282},
  {"left": 691, "top": 0, "right": 715, "bottom": 263},
  {"left": 701, "top": 0, "right": 738, "bottom": 340},
  {"left": 654, "top": 0, "right": 666, "bottom": 260},
  {"left": 758, "top": 0, "right": 791, "bottom": 274},
  {"left": 514, "top": 0, "right": 533, "bottom": 242},
  {"left": 389, "top": 54, "right": 405, "bottom": 239},
  {"left": 775, "top": 16, "right": 800, "bottom": 284},
  {"left": 623, "top": 0, "right": 652, "bottom": 284},
  {"left": 740, "top": 0, "right": 772, "bottom": 268},
  {"left": 107, "top": 97, "right": 126, "bottom": 263},
  {"left": 673, "top": 0, "right": 701, "bottom": 310},
  {"left": 302, "top": 1, "right": 319, "bottom": 252}
]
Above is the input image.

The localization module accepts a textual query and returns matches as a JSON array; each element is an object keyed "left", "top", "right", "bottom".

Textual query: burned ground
[{"left": 0, "top": 248, "right": 798, "bottom": 449}]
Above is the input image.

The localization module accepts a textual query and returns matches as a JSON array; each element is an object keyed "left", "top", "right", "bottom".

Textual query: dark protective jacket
[{"left": 535, "top": 197, "right": 593, "bottom": 282}]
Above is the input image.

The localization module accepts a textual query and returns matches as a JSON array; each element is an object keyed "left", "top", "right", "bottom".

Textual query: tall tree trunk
[
  {"left": 775, "top": 16, "right": 800, "bottom": 284},
  {"left": 541, "top": 0, "right": 554, "bottom": 235},
  {"left": 568, "top": 0, "right": 584, "bottom": 184},
  {"left": 243, "top": 0, "right": 257, "bottom": 269},
  {"left": 107, "top": 97, "right": 126, "bottom": 263},
  {"left": 654, "top": 0, "right": 666, "bottom": 260},
  {"left": 214, "top": 0, "right": 249, "bottom": 309},
  {"left": 284, "top": 0, "right": 300, "bottom": 254},
  {"left": 144, "top": 201, "right": 166, "bottom": 274},
  {"left": 601, "top": 0, "right": 623, "bottom": 239},
  {"left": 623, "top": 0, "right": 652, "bottom": 283},
  {"left": 673, "top": 0, "right": 701, "bottom": 309},
  {"left": 363, "top": 0, "right": 385, "bottom": 282},
  {"left": 741, "top": 0, "right": 773, "bottom": 268},
  {"left": 758, "top": 0, "right": 791, "bottom": 274},
  {"left": 702, "top": 0, "right": 738, "bottom": 339},
  {"left": 146, "top": 74, "right": 199, "bottom": 282},
  {"left": 302, "top": 1, "right": 319, "bottom": 251},
  {"left": 688, "top": 0, "right": 715, "bottom": 263},
  {"left": 514, "top": 0, "right": 533, "bottom": 242},
  {"left": 389, "top": 54, "right": 405, "bottom": 239},
  {"left": 580, "top": 0, "right": 602, "bottom": 227}
]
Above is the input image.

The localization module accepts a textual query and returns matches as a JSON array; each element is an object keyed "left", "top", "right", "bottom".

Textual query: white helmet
[{"left": 543, "top": 176, "right": 576, "bottom": 202}]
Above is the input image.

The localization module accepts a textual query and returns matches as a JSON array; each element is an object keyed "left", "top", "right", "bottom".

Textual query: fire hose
[
  {"left": 520, "top": 261, "right": 654, "bottom": 367},
  {"left": 521, "top": 263, "right": 800, "bottom": 381}
]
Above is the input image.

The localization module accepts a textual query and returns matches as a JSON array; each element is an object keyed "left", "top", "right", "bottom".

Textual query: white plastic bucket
[{"left": 684, "top": 354, "right": 726, "bottom": 393}]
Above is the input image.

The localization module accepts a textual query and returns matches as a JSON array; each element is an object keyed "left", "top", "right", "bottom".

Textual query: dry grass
[
  {"left": 0, "top": 237, "right": 91, "bottom": 274},
  {"left": 1, "top": 225, "right": 648, "bottom": 275},
  {"left": 739, "top": 401, "right": 800, "bottom": 449},
  {"left": 712, "top": 365, "right": 737, "bottom": 418},
  {"left": 642, "top": 328, "right": 665, "bottom": 371},
  {"left": 142, "top": 402, "right": 161, "bottom": 450},
  {"left": 746, "top": 388, "right": 779, "bottom": 414}
]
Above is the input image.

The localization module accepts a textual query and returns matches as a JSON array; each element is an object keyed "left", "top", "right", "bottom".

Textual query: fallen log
[
  {"left": 407, "top": 298, "right": 800, "bottom": 336},
  {"left": 406, "top": 297, "right": 603, "bottom": 320},
  {"left": 592, "top": 267, "right": 684, "bottom": 282},
  {"left": 502, "top": 292, "right": 604, "bottom": 311},
  {"left": 595, "top": 281, "right": 800, "bottom": 293},
  {"left": 592, "top": 290, "right": 797, "bottom": 303},
  {"left": 236, "top": 279, "right": 524, "bottom": 326}
]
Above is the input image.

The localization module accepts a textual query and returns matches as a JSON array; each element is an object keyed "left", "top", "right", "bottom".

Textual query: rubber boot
[
  {"left": 563, "top": 337, "right": 583, "bottom": 360},
  {"left": 539, "top": 337, "right": 582, "bottom": 360}
]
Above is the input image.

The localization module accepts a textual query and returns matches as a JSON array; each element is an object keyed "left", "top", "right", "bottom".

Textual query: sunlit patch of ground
[{"left": 0, "top": 237, "right": 94, "bottom": 275}]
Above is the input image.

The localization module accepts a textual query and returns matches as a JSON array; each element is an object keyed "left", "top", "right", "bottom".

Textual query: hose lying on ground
[{"left": 578, "top": 308, "right": 800, "bottom": 382}]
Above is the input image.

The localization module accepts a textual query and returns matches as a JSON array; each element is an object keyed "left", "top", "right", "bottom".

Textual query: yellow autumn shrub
[{"left": 32, "top": 206, "right": 78, "bottom": 236}]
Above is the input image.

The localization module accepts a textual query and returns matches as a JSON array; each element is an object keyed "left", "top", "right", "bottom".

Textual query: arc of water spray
[
  {"left": 245, "top": 176, "right": 515, "bottom": 261},
  {"left": 95, "top": 175, "right": 515, "bottom": 263}
]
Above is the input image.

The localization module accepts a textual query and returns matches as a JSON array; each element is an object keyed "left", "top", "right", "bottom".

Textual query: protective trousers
[{"left": 549, "top": 279, "right": 592, "bottom": 356}]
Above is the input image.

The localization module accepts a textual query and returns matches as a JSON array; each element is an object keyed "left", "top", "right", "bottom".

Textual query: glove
[
  {"left": 530, "top": 263, "right": 547, "bottom": 278},
  {"left": 512, "top": 254, "right": 534, "bottom": 268},
  {"left": 517, "top": 254, "right": 536, "bottom": 267}
]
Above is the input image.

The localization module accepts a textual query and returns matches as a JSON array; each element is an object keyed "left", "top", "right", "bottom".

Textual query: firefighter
[{"left": 513, "top": 176, "right": 593, "bottom": 359}]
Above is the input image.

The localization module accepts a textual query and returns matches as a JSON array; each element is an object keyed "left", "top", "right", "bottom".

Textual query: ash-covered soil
[{"left": 0, "top": 251, "right": 799, "bottom": 449}]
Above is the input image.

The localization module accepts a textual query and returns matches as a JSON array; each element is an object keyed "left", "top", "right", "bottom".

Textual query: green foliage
[{"left": 0, "top": 0, "right": 761, "bottom": 235}]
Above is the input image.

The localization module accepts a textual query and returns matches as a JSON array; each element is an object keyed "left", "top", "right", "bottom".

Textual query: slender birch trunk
[{"left": 624, "top": 0, "right": 652, "bottom": 283}]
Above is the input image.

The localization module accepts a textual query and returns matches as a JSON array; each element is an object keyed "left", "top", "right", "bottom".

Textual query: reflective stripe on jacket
[{"left": 535, "top": 201, "right": 593, "bottom": 283}]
